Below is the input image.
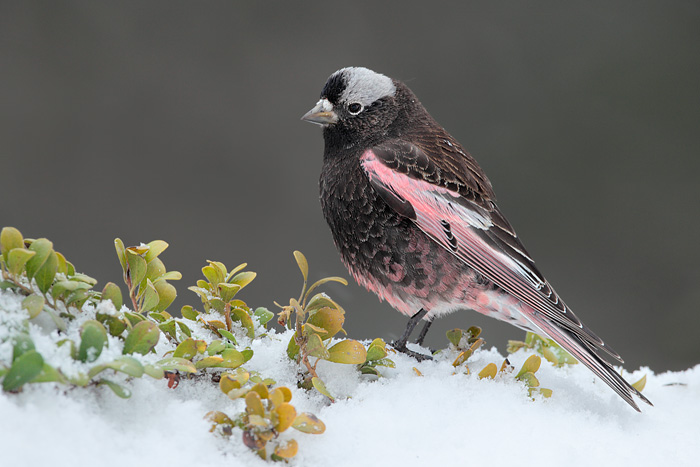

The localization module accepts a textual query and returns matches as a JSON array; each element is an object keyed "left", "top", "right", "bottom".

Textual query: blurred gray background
[{"left": 2, "top": 1, "right": 698, "bottom": 371}]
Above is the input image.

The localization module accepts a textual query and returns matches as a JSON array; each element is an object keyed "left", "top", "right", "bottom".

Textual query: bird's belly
[{"left": 326, "top": 196, "right": 479, "bottom": 318}]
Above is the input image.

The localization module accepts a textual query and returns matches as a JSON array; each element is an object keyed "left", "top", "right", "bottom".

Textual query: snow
[{"left": 1, "top": 288, "right": 699, "bottom": 467}]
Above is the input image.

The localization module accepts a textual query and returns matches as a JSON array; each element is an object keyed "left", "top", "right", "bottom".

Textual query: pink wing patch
[
  {"left": 361, "top": 150, "right": 547, "bottom": 306},
  {"left": 360, "top": 148, "right": 606, "bottom": 348}
]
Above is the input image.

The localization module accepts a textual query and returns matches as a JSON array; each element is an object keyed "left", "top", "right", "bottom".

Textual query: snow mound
[{"left": 1, "top": 289, "right": 698, "bottom": 466}]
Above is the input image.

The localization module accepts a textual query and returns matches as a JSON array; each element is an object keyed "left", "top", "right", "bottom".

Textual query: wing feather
[{"left": 361, "top": 143, "right": 622, "bottom": 362}]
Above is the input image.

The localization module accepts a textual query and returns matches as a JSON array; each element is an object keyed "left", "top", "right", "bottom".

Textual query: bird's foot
[{"left": 391, "top": 340, "right": 433, "bottom": 362}]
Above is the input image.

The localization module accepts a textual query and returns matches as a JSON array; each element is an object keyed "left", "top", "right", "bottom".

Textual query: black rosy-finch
[{"left": 301, "top": 66, "right": 652, "bottom": 411}]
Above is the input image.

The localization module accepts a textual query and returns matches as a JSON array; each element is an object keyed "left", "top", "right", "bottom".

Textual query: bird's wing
[{"left": 360, "top": 139, "right": 621, "bottom": 363}]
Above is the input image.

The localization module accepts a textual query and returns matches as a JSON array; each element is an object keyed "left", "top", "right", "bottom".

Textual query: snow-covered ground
[{"left": 1, "top": 288, "right": 698, "bottom": 467}]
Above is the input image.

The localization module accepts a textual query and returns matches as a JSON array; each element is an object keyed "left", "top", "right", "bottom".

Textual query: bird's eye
[{"left": 347, "top": 102, "right": 363, "bottom": 115}]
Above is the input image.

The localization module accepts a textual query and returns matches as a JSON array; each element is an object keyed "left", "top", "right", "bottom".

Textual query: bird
[{"left": 301, "top": 66, "right": 652, "bottom": 411}]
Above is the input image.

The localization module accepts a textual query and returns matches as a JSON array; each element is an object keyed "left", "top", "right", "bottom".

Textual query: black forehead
[{"left": 320, "top": 72, "right": 347, "bottom": 105}]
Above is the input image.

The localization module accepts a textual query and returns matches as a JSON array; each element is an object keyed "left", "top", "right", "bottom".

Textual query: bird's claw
[{"left": 391, "top": 341, "right": 433, "bottom": 362}]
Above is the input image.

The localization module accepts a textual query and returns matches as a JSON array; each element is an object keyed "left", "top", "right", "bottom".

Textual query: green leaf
[
  {"left": 287, "top": 335, "right": 300, "bottom": 360},
  {"left": 88, "top": 356, "right": 144, "bottom": 378},
  {"left": 145, "top": 257, "right": 166, "bottom": 282},
  {"left": 507, "top": 340, "right": 526, "bottom": 353},
  {"left": 305, "top": 276, "right": 348, "bottom": 298},
  {"left": 78, "top": 320, "right": 108, "bottom": 363},
  {"left": 218, "top": 282, "right": 241, "bottom": 302},
  {"left": 310, "top": 376, "right": 334, "bottom": 401},
  {"left": 360, "top": 366, "right": 380, "bottom": 376},
  {"left": 153, "top": 280, "right": 176, "bottom": 312},
  {"left": 293, "top": 251, "right": 308, "bottom": 282},
  {"left": 158, "top": 320, "right": 177, "bottom": 340},
  {"left": 365, "top": 339, "right": 388, "bottom": 361},
  {"left": 31, "top": 363, "right": 68, "bottom": 384},
  {"left": 217, "top": 328, "right": 238, "bottom": 345},
  {"left": 207, "top": 340, "right": 226, "bottom": 355},
  {"left": 306, "top": 333, "right": 330, "bottom": 359},
  {"left": 67, "top": 372, "right": 90, "bottom": 387},
  {"left": 219, "top": 373, "right": 243, "bottom": 395},
  {"left": 173, "top": 338, "right": 196, "bottom": 359},
  {"left": 7, "top": 248, "right": 36, "bottom": 276},
  {"left": 25, "top": 238, "right": 53, "bottom": 280},
  {"left": 125, "top": 249, "right": 147, "bottom": 293},
  {"left": 3, "top": 350, "right": 44, "bottom": 391},
  {"left": 231, "top": 307, "right": 255, "bottom": 338},
  {"left": 148, "top": 311, "right": 167, "bottom": 323},
  {"left": 195, "top": 356, "right": 224, "bottom": 369},
  {"left": 51, "top": 280, "right": 92, "bottom": 298},
  {"left": 140, "top": 279, "right": 159, "bottom": 312},
  {"left": 114, "top": 238, "right": 127, "bottom": 274},
  {"left": 187, "top": 286, "right": 208, "bottom": 301},
  {"left": 34, "top": 251, "right": 58, "bottom": 294},
  {"left": 516, "top": 355, "right": 542, "bottom": 379},
  {"left": 22, "top": 295, "right": 45, "bottom": 319},
  {"left": 446, "top": 329, "right": 463, "bottom": 347},
  {"left": 101, "top": 282, "right": 123, "bottom": 309},
  {"left": 373, "top": 358, "right": 396, "bottom": 368},
  {"left": 518, "top": 372, "right": 540, "bottom": 388},
  {"left": 70, "top": 273, "right": 98, "bottom": 286},
  {"left": 307, "top": 307, "right": 345, "bottom": 340},
  {"left": 202, "top": 265, "right": 223, "bottom": 287},
  {"left": 144, "top": 364, "right": 165, "bottom": 379},
  {"left": 478, "top": 363, "right": 498, "bottom": 379},
  {"left": 157, "top": 271, "right": 182, "bottom": 282},
  {"left": 209, "top": 297, "right": 225, "bottom": 312},
  {"left": 66, "top": 289, "right": 90, "bottom": 308},
  {"left": 98, "top": 378, "right": 132, "bottom": 398},
  {"left": 303, "top": 322, "right": 328, "bottom": 338},
  {"left": 55, "top": 252, "right": 68, "bottom": 275},
  {"left": 1, "top": 227, "right": 24, "bottom": 263},
  {"left": 327, "top": 339, "right": 367, "bottom": 364},
  {"left": 176, "top": 320, "right": 192, "bottom": 337},
  {"left": 12, "top": 334, "right": 35, "bottom": 361},
  {"left": 122, "top": 321, "right": 160, "bottom": 355},
  {"left": 632, "top": 374, "right": 647, "bottom": 392},
  {"left": 465, "top": 326, "right": 482, "bottom": 341},
  {"left": 541, "top": 346, "right": 559, "bottom": 366},
  {"left": 156, "top": 357, "right": 197, "bottom": 374},
  {"left": 144, "top": 240, "right": 169, "bottom": 262},
  {"left": 224, "top": 262, "right": 247, "bottom": 282},
  {"left": 218, "top": 349, "right": 245, "bottom": 369},
  {"left": 305, "top": 294, "right": 344, "bottom": 313},
  {"left": 253, "top": 307, "right": 274, "bottom": 326},
  {"left": 123, "top": 311, "right": 145, "bottom": 326},
  {"left": 241, "top": 349, "right": 254, "bottom": 362},
  {"left": 173, "top": 338, "right": 206, "bottom": 359},
  {"left": 181, "top": 305, "right": 199, "bottom": 320},
  {"left": 229, "top": 271, "right": 256, "bottom": 289}
]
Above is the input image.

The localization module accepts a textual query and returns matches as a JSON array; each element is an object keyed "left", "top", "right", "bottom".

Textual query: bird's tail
[{"left": 524, "top": 311, "right": 653, "bottom": 412}]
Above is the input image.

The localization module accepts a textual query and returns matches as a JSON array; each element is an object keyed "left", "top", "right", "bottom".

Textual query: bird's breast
[{"left": 319, "top": 155, "right": 481, "bottom": 317}]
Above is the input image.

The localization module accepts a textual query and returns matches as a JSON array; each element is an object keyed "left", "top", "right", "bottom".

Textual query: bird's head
[{"left": 302, "top": 67, "right": 406, "bottom": 149}]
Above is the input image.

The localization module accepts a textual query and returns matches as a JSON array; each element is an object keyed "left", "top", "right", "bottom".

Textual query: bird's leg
[
  {"left": 414, "top": 319, "right": 433, "bottom": 347},
  {"left": 394, "top": 308, "right": 428, "bottom": 348},
  {"left": 392, "top": 308, "right": 432, "bottom": 361}
]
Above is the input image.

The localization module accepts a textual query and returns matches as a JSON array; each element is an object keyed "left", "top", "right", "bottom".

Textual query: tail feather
[{"left": 524, "top": 311, "right": 652, "bottom": 411}]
